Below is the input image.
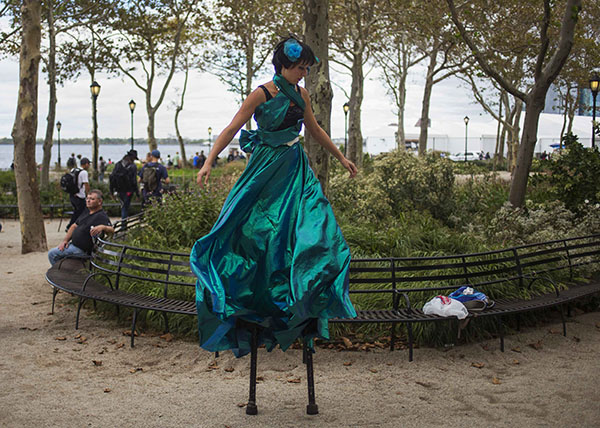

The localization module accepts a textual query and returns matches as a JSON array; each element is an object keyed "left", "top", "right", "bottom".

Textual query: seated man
[{"left": 48, "top": 189, "right": 114, "bottom": 266}]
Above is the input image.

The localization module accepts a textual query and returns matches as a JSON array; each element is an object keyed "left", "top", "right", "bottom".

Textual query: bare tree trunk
[
  {"left": 41, "top": 0, "right": 56, "bottom": 187},
  {"left": 245, "top": 42, "right": 254, "bottom": 131},
  {"left": 347, "top": 46, "right": 364, "bottom": 167},
  {"left": 147, "top": 107, "right": 157, "bottom": 151},
  {"left": 509, "top": 97, "right": 544, "bottom": 206},
  {"left": 418, "top": 49, "right": 437, "bottom": 155},
  {"left": 303, "top": 0, "right": 332, "bottom": 194},
  {"left": 396, "top": 46, "right": 409, "bottom": 150},
  {"left": 12, "top": 0, "right": 47, "bottom": 254},
  {"left": 175, "top": 60, "right": 189, "bottom": 168},
  {"left": 567, "top": 87, "right": 578, "bottom": 135}
]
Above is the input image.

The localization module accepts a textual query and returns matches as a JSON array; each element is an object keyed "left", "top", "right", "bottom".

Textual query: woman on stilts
[{"left": 190, "top": 36, "right": 357, "bottom": 414}]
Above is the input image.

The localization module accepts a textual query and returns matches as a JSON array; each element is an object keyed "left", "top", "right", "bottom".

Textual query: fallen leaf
[
  {"left": 55, "top": 336, "right": 67, "bottom": 341},
  {"left": 237, "top": 403, "right": 246, "bottom": 408},
  {"left": 342, "top": 337, "right": 353, "bottom": 348},
  {"left": 123, "top": 330, "right": 138, "bottom": 337},
  {"left": 153, "top": 343, "right": 166, "bottom": 348},
  {"left": 492, "top": 377, "right": 502, "bottom": 385},
  {"left": 129, "top": 367, "right": 143, "bottom": 373},
  {"left": 549, "top": 329, "right": 561, "bottom": 335},
  {"left": 512, "top": 359, "right": 520, "bottom": 365},
  {"left": 369, "top": 368, "right": 378, "bottom": 373},
  {"left": 415, "top": 381, "right": 431, "bottom": 388},
  {"left": 287, "top": 377, "right": 301, "bottom": 383},
  {"left": 6, "top": 271, "right": 13, "bottom": 274},
  {"left": 528, "top": 340, "right": 543, "bottom": 350},
  {"left": 74, "top": 333, "right": 82, "bottom": 339},
  {"left": 374, "top": 341, "right": 385, "bottom": 348},
  {"left": 511, "top": 346, "right": 522, "bottom": 353},
  {"left": 92, "top": 360, "right": 103, "bottom": 366},
  {"left": 481, "top": 344, "right": 490, "bottom": 351},
  {"left": 343, "top": 361, "right": 352, "bottom": 366},
  {"left": 573, "top": 336, "right": 581, "bottom": 342},
  {"left": 595, "top": 322, "right": 600, "bottom": 329},
  {"left": 160, "top": 333, "right": 173, "bottom": 342},
  {"left": 256, "top": 376, "right": 264, "bottom": 382},
  {"left": 224, "top": 367, "right": 235, "bottom": 373},
  {"left": 471, "top": 362, "right": 485, "bottom": 369},
  {"left": 115, "top": 343, "right": 125, "bottom": 349},
  {"left": 104, "top": 388, "right": 111, "bottom": 393}
]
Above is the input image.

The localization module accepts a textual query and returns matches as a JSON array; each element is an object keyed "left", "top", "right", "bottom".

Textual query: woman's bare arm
[{"left": 301, "top": 88, "right": 357, "bottom": 178}]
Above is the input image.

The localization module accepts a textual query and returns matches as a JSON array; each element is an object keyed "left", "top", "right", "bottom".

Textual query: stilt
[
  {"left": 246, "top": 326, "right": 258, "bottom": 415},
  {"left": 304, "top": 341, "right": 319, "bottom": 415}
]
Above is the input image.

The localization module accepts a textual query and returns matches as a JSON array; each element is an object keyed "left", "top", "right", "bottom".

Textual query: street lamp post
[
  {"left": 343, "top": 102, "right": 349, "bottom": 156},
  {"left": 208, "top": 126, "right": 212, "bottom": 152},
  {"left": 129, "top": 99, "right": 136, "bottom": 150},
  {"left": 463, "top": 116, "right": 470, "bottom": 162},
  {"left": 590, "top": 74, "right": 599, "bottom": 149},
  {"left": 56, "top": 121, "right": 62, "bottom": 168},
  {"left": 90, "top": 81, "right": 101, "bottom": 178}
]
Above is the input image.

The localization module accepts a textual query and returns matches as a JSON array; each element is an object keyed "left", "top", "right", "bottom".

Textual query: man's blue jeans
[
  {"left": 48, "top": 243, "right": 87, "bottom": 266},
  {"left": 119, "top": 192, "right": 133, "bottom": 219}
]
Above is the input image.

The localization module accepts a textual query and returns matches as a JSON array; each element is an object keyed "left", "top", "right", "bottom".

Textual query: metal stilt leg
[
  {"left": 246, "top": 326, "right": 258, "bottom": 415},
  {"left": 304, "top": 341, "right": 319, "bottom": 415}
]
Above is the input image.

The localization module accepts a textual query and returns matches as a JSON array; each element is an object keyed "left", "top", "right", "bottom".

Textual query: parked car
[{"left": 449, "top": 152, "right": 478, "bottom": 161}]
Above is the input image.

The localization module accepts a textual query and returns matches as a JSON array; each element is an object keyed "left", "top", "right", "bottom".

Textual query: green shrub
[{"left": 541, "top": 133, "right": 600, "bottom": 211}]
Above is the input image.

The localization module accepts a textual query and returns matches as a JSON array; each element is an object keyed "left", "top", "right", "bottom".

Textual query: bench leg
[
  {"left": 75, "top": 297, "right": 85, "bottom": 329},
  {"left": 246, "top": 326, "right": 258, "bottom": 415},
  {"left": 304, "top": 341, "right": 319, "bottom": 415},
  {"left": 560, "top": 304, "right": 567, "bottom": 337},
  {"left": 390, "top": 322, "right": 397, "bottom": 351},
  {"left": 497, "top": 317, "right": 504, "bottom": 352},
  {"left": 407, "top": 322, "right": 414, "bottom": 362},
  {"left": 51, "top": 288, "right": 59, "bottom": 314},
  {"left": 162, "top": 312, "right": 170, "bottom": 334},
  {"left": 130, "top": 309, "right": 139, "bottom": 348}
]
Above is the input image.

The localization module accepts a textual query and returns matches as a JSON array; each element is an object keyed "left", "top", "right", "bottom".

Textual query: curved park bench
[{"left": 45, "top": 224, "right": 600, "bottom": 414}]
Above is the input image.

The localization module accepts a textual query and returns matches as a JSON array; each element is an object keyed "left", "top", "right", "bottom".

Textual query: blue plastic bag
[{"left": 449, "top": 286, "right": 490, "bottom": 304}]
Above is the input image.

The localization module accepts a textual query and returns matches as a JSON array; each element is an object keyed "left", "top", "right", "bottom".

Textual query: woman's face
[{"left": 281, "top": 62, "right": 310, "bottom": 85}]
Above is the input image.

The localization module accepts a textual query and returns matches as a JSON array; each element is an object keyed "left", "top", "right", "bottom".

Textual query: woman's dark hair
[{"left": 272, "top": 37, "right": 317, "bottom": 74}]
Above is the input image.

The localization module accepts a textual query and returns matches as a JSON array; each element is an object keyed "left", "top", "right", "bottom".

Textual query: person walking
[
  {"left": 99, "top": 156, "right": 107, "bottom": 181},
  {"left": 109, "top": 149, "right": 139, "bottom": 219},
  {"left": 190, "top": 36, "right": 357, "bottom": 359},
  {"left": 139, "top": 149, "right": 169, "bottom": 207},
  {"left": 65, "top": 157, "right": 90, "bottom": 232}
]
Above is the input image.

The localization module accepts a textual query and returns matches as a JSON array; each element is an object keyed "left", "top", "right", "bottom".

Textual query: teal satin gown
[{"left": 190, "top": 75, "right": 356, "bottom": 357}]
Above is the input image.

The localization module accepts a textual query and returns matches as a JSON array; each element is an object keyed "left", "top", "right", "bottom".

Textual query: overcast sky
[{"left": 0, "top": 55, "right": 505, "bottom": 143}]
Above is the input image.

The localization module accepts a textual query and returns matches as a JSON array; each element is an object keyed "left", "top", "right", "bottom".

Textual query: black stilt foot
[{"left": 51, "top": 288, "right": 59, "bottom": 314}]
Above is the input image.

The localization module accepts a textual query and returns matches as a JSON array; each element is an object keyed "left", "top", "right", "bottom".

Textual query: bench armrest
[
  {"left": 82, "top": 272, "right": 114, "bottom": 292},
  {"left": 524, "top": 274, "right": 560, "bottom": 298},
  {"left": 393, "top": 290, "right": 413, "bottom": 310}
]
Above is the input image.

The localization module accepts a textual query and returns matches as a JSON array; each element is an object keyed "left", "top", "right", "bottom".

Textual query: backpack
[
  {"left": 60, "top": 168, "right": 81, "bottom": 194},
  {"left": 141, "top": 165, "right": 160, "bottom": 192},
  {"left": 109, "top": 161, "right": 130, "bottom": 193}
]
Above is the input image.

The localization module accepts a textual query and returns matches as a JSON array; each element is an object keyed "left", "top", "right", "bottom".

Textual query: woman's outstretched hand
[
  {"left": 197, "top": 164, "right": 212, "bottom": 187},
  {"left": 341, "top": 157, "right": 358, "bottom": 178}
]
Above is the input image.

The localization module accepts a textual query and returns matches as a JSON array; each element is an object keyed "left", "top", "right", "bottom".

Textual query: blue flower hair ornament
[{"left": 284, "top": 39, "right": 302, "bottom": 62}]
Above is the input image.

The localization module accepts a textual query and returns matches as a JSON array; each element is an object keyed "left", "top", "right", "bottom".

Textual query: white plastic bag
[{"left": 422, "top": 295, "right": 468, "bottom": 319}]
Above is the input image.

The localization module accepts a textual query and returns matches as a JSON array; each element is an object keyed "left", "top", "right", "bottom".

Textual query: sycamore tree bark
[
  {"left": 447, "top": 0, "right": 582, "bottom": 207},
  {"left": 40, "top": 0, "right": 56, "bottom": 187},
  {"left": 303, "top": 0, "right": 332, "bottom": 195},
  {"left": 12, "top": 0, "right": 47, "bottom": 254}
]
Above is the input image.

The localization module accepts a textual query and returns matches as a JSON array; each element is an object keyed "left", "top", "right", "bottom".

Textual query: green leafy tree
[
  {"left": 99, "top": 0, "right": 206, "bottom": 151},
  {"left": 446, "top": 0, "right": 582, "bottom": 208}
]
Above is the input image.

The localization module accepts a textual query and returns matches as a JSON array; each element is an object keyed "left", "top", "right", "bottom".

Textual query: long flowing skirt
[{"left": 190, "top": 142, "right": 356, "bottom": 357}]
